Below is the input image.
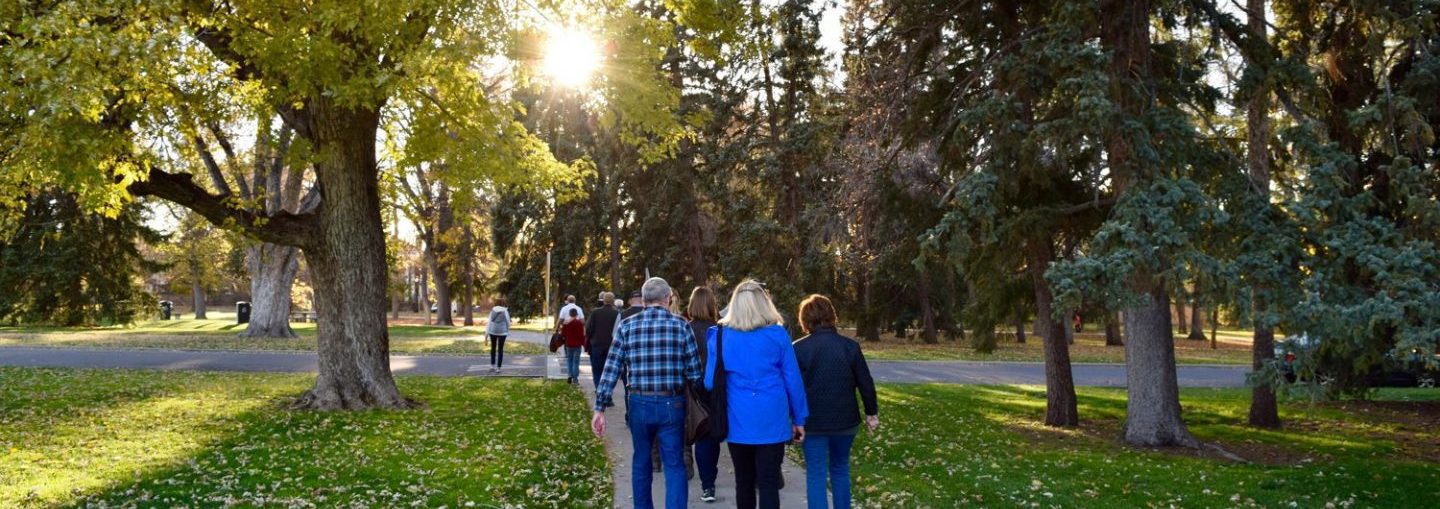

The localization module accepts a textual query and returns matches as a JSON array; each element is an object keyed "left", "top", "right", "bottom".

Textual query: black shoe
[{"left": 701, "top": 488, "right": 716, "bottom": 502}]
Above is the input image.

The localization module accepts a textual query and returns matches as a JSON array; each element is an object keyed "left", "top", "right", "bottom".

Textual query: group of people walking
[{"left": 588, "top": 276, "right": 880, "bottom": 509}]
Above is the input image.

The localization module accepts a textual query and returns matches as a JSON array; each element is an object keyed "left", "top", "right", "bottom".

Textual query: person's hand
[
  {"left": 865, "top": 415, "right": 880, "bottom": 433},
  {"left": 592, "top": 411, "right": 606, "bottom": 437},
  {"left": 792, "top": 425, "right": 806, "bottom": 443}
]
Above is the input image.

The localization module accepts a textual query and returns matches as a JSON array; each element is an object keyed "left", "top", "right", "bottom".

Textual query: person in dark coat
[
  {"left": 586, "top": 291, "right": 621, "bottom": 386},
  {"left": 686, "top": 285, "right": 722, "bottom": 502},
  {"left": 792, "top": 294, "right": 878, "bottom": 509}
]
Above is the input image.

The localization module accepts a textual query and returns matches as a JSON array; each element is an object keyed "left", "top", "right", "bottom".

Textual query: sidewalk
[{"left": 577, "top": 361, "right": 809, "bottom": 508}]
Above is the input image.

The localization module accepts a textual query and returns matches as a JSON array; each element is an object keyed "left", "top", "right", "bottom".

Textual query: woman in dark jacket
[
  {"left": 791, "top": 294, "right": 878, "bottom": 509},
  {"left": 687, "top": 286, "right": 722, "bottom": 502}
]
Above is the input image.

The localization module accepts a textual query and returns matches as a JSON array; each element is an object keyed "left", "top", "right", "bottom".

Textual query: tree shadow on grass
[
  {"left": 851, "top": 383, "right": 1440, "bottom": 508},
  {"left": 2, "top": 372, "right": 612, "bottom": 509}
]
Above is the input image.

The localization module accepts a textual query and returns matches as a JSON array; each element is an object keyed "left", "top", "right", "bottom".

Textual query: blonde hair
[{"left": 719, "top": 280, "right": 783, "bottom": 331}]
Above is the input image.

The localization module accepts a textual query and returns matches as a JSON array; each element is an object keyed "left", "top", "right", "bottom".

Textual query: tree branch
[
  {"left": 130, "top": 168, "right": 316, "bottom": 247},
  {"left": 1185, "top": 0, "right": 1322, "bottom": 128},
  {"left": 189, "top": 133, "right": 234, "bottom": 196},
  {"left": 205, "top": 121, "right": 251, "bottom": 199}
]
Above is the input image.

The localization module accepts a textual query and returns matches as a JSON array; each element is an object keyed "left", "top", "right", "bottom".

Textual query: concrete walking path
[{"left": 576, "top": 363, "right": 810, "bottom": 508}]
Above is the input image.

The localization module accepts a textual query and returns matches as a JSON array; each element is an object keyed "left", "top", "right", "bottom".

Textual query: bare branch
[{"left": 189, "top": 133, "right": 234, "bottom": 196}]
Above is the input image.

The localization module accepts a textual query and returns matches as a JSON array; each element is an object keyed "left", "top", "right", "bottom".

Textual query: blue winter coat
[{"left": 704, "top": 324, "right": 809, "bottom": 444}]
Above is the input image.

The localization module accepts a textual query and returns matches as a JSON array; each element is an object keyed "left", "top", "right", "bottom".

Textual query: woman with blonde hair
[{"left": 704, "top": 280, "right": 808, "bottom": 509}]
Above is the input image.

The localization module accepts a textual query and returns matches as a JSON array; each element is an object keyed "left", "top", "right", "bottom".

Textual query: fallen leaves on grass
[{"left": 0, "top": 368, "right": 606, "bottom": 508}]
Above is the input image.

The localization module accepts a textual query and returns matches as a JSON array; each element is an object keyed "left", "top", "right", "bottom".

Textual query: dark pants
[
  {"left": 489, "top": 334, "right": 507, "bottom": 367},
  {"left": 589, "top": 346, "right": 609, "bottom": 386},
  {"left": 694, "top": 436, "right": 722, "bottom": 490},
  {"left": 628, "top": 394, "right": 687, "bottom": 509},
  {"left": 729, "top": 441, "right": 786, "bottom": 509}
]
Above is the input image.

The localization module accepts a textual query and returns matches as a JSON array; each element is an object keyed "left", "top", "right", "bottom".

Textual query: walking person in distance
[
  {"left": 486, "top": 296, "right": 511, "bottom": 373},
  {"left": 792, "top": 294, "right": 878, "bottom": 509},
  {"left": 706, "top": 280, "right": 808, "bottom": 509},
  {"left": 586, "top": 291, "right": 620, "bottom": 387},
  {"left": 561, "top": 307, "right": 586, "bottom": 384}
]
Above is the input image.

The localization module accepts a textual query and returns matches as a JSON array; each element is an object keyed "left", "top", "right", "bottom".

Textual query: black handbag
[
  {"left": 686, "top": 326, "right": 727, "bottom": 444},
  {"left": 549, "top": 324, "right": 564, "bottom": 353}
]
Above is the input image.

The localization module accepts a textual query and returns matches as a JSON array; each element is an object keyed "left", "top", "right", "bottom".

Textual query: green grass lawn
[
  {"left": 0, "top": 316, "right": 546, "bottom": 356},
  {"left": 823, "top": 384, "right": 1440, "bottom": 508},
  {"left": 852, "top": 328, "right": 1257, "bottom": 364},
  {"left": 0, "top": 367, "right": 605, "bottom": 508}
]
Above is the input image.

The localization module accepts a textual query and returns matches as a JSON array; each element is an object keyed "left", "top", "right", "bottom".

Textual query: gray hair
[{"left": 641, "top": 277, "right": 673, "bottom": 304}]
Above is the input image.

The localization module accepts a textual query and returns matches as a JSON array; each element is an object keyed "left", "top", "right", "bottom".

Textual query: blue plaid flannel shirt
[{"left": 593, "top": 306, "right": 701, "bottom": 412}]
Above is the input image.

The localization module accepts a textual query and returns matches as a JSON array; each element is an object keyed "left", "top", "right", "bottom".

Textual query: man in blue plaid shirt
[{"left": 592, "top": 277, "right": 701, "bottom": 509}]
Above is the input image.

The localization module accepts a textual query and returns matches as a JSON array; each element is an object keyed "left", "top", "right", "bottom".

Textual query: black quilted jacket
[{"left": 792, "top": 327, "right": 879, "bottom": 433}]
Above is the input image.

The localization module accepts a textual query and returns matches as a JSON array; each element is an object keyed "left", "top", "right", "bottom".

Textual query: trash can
[
  {"left": 236, "top": 301, "right": 251, "bottom": 324},
  {"left": 160, "top": 300, "right": 173, "bottom": 320}
]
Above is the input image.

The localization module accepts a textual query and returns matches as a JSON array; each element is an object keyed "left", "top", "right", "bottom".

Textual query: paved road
[
  {"left": 868, "top": 360, "right": 1249, "bottom": 387},
  {"left": 0, "top": 347, "right": 549, "bottom": 377},
  {"left": 0, "top": 346, "right": 1250, "bottom": 386}
]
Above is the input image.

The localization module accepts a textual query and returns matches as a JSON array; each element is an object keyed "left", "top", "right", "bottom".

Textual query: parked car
[{"left": 1275, "top": 334, "right": 1437, "bottom": 388}]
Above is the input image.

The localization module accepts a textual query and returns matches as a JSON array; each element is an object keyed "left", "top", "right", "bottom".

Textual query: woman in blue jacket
[{"left": 706, "top": 280, "right": 808, "bottom": 509}]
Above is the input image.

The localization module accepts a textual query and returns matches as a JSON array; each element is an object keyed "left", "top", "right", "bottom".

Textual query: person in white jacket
[
  {"left": 558, "top": 294, "right": 585, "bottom": 325},
  {"left": 486, "top": 297, "right": 511, "bottom": 373}
]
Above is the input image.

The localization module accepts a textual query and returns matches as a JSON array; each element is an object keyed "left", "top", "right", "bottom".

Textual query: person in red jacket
[{"left": 562, "top": 308, "right": 587, "bottom": 384}]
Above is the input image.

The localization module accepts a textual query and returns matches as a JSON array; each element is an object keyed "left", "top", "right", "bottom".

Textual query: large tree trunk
[
  {"left": 420, "top": 266, "right": 431, "bottom": 325},
  {"left": 1244, "top": 0, "right": 1281, "bottom": 430},
  {"left": 290, "top": 102, "right": 415, "bottom": 411},
  {"left": 1029, "top": 241, "right": 1078, "bottom": 427},
  {"left": 428, "top": 189, "right": 455, "bottom": 326},
  {"left": 1102, "top": 0, "right": 1196, "bottom": 447},
  {"left": 856, "top": 269, "right": 880, "bottom": 341},
  {"left": 1175, "top": 293, "right": 1189, "bottom": 335},
  {"left": 1188, "top": 290, "right": 1207, "bottom": 341},
  {"left": 425, "top": 249, "right": 452, "bottom": 326},
  {"left": 1122, "top": 285, "right": 1196, "bottom": 446},
  {"left": 1014, "top": 316, "right": 1026, "bottom": 344},
  {"left": 191, "top": 280, "right": 208, "bottom": 319},
  {"left": 461, "top": 224, "right": 475, "bottom": 326},
  {"left": 916, "top": 270, "right": 938, "bottom": 344},
  {"left": 1063, "top": 309, "right": 1076, "bottom": 345},
  {"left": 241, "top": 243, "right": 300, "bottom": 338},
  {"left": 1104, "top": 312, "right": 1124, "bottom": 346}
]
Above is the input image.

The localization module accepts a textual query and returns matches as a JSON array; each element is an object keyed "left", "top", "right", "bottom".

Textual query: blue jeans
[
  {"left": 627, "top": 394, "right": 687, "bottom": 509},
  {"left": 802, "top": 433, "right": 856, "bottom": 509},
  {"left": 564, "top": 346, "right": 582, "bottom": 380},
  {"left": 693, "top": 437, "right": 722, "bottom": 491}
]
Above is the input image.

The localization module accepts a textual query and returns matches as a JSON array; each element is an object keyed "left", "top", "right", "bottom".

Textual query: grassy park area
[
  {"left": 4, "top": 366, "right": 1435, "bottom": 508},
  {"left": 849, "top": 328, "right": 1257, "bottom": 364},
  {"left": 0, "top": 368, "right": 606, "bottom": 508},
  {"left": 834, "top": 385, "right": 1440, "bottom": 508},
  {"left": 0, "top": 315, "right": 546, "bottom": 356}
]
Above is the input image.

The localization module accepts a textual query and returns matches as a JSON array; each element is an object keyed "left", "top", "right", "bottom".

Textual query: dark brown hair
[
  {"left": 687, "top": 286, "right": 719, "bottom": 322},
  {"left": 798, "top": 294, "right": 837, "bottom": 334}
]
